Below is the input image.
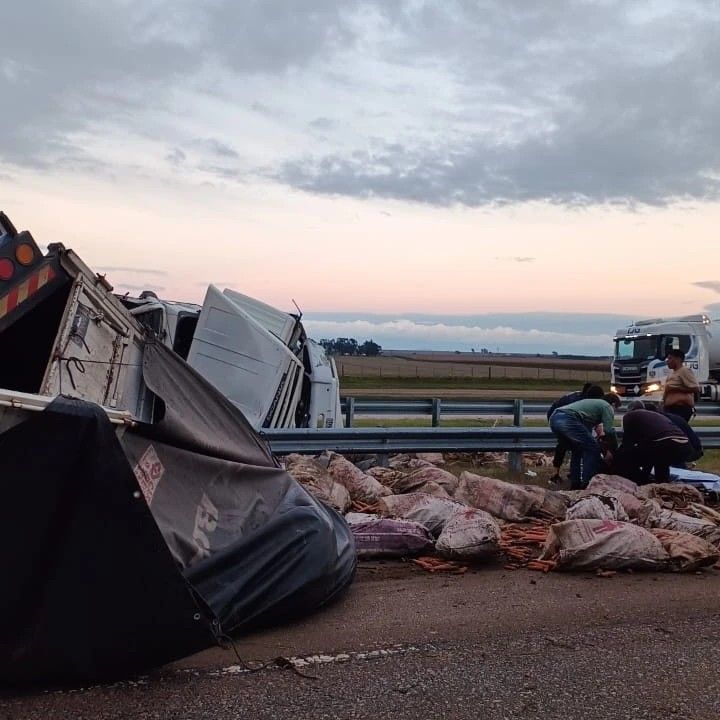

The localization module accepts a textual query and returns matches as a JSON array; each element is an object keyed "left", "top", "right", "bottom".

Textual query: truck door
[
  {"left": 186, "top": 286, "right": 304, "bottom": 429},
  {"left": 42, "top": 274, "right": 146, "bottom": 414}
]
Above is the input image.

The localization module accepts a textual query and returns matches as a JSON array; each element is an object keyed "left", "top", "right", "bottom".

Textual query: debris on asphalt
[
  {"left": 284, "top": 453, "right": 352, "bottom": 513},
  {"left": 650, "top": 528, "right": 720, "bottom": 572},
  {"left": 566, "top": 494, "right": 629, "bottom": 522},
  {"left": 411, "top": 555, "right": 468, "bottom": 574},
  {"left": 283, "top": 450, "right": 720, "bottom": 577},
  {"left": 499, "top": 519, "right": 553, "bottom": 570},
  {"left": 435, "top": 508, "right": 501, "bottom": 561},
  {"left": 378, "top": 492, "right": 465, "bottom": 537},
  {"left": 638, "top": 482, "right": 705, "bottom": 509},
  {"left": 541, "top": 519, "right": 669, "bottom": 571},
  {"left": 349, "top": 518, "right": 434, "bottom": 558},
  {"left": 638, "top": 499, "right": 720, "bottom": 544},
  {"left": 326, "top": 452, "right": 391, "bottom": 504}
]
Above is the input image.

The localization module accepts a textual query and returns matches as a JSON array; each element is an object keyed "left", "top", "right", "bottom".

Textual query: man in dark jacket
[
  {"left": 548, "top": 384, "right": 604, "bottom": 483},
  {"left": 613, "top": 408, "right": 691, "bottom": 484},
  {"left": 626, "top": 400, "right": 703, "bottom": 467}
]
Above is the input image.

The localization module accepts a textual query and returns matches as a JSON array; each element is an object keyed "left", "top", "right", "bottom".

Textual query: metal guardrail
[
  {"left": 340, "top": 397, "right": 720, "bottom": 426},
  {"left": 263, "top": 426, "right": 720, "bottom": 456}
]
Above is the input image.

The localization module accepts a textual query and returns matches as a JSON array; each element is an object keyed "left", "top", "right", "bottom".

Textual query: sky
[{"left": 2, "top": 1, "right": 720, "bottom": 354}]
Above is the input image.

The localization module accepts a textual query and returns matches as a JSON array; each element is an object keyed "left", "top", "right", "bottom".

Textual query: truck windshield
[
  {"left": 614, "top": 334, "right": 691, "bottom": 361},
  {"left": 615, "top": 336, "right": 657, "bottom": 361}
]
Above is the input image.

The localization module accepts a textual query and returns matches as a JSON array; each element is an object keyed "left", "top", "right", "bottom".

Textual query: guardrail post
[
  {"left": 508, "top": 398, "right": 524, "bottom": 474},
  {"left": 345, "top": 397, "right": 355, "bottom": 428},
  {"left": 431, "top": 398, "right": 442, "bottom": 427}
]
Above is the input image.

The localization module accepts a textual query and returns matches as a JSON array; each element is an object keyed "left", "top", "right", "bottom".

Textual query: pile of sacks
[
  {"left": 542, "top": 475, "right": 720, "bottom": 572},
  {"left": 284, "top": 453, "right": 720, "bottom": 574},
  {"left": 283, "top": 451, "right": 569, "bottom": 565}
]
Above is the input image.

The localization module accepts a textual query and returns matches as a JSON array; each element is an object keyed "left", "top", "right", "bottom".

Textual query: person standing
[
  {"left": 549, "top": 393, "right": 620, "bottom": 489},
  {"left": 547, "top": 384, "right": 604, "bottom": 483},
  {"left": 663, "top": 349, "right": 699, "bottom": 422},
  {"left": 614, "top": 408, "right": 691, "bottom": 483}
]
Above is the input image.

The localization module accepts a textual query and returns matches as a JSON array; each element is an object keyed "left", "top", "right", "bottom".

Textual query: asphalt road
[{"left": 4, "top": 563, "right": 720, "bottom": 720}]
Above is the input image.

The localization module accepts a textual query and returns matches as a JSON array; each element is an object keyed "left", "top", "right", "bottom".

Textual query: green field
[{"left": 340, "top": 376, "right": 578, "bottom": 391}]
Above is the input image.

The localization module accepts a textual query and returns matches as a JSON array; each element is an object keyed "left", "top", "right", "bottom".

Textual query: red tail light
[{"left": 0, "top": 257, "right": 14, "bottom": 281}]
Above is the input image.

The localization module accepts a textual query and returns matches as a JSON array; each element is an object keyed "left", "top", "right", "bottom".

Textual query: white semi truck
[
  {"left": 611, "top": 314, "right": 720, "bottom": 401},
  {"left": 0, "top": 211, "right": 342, "bottom": 432}
]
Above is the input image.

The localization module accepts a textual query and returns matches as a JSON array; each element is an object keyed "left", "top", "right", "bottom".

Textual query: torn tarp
[
  {"left": 0, "top": 340, "right": 355, "bottom": 685},
  {"left": 122, "top": 340, "right": 356, "bottom": 633},
  {"left": 0, "top": 398, "right": 216, "bottom": 685}
]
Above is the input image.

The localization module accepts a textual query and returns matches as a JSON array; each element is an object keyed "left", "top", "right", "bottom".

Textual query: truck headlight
[
  {"left": 645, "top": 383, "right": 661, "bottom": 393},
  {"left": 610, "top": 385, "right": 616, "bottom": 393}
]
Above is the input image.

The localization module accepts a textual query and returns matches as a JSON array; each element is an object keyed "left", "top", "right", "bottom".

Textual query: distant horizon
[
  {"left": 301, "top": 310, "right": 636, "bottom": 356},
  {"left": 379, "top": 348, "right": 612, "bottom": 358}
]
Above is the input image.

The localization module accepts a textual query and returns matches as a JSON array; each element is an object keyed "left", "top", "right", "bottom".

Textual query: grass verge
[{"left": 340, "top": 376, "right": 579, "bottom": 391}]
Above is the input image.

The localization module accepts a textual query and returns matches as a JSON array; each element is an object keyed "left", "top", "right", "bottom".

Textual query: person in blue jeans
[
  {"left": 547, "top": 384, "right": 605, "bottom": 483},
  {"left": 549, "top": 393, "right": 620, "bottom": 489}
]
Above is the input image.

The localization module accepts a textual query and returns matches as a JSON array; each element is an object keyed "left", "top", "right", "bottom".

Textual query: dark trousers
[
  {"left": 613, "top": 439, "right": 691, "bottom": 484},
  {"left": 664, "top": 404, "right": 694, "bottom": 423}
]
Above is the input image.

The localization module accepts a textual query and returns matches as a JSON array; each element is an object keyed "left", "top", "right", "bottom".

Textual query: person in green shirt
[{"left": 549, "top": 393, "right": 620, "bottom": 489}]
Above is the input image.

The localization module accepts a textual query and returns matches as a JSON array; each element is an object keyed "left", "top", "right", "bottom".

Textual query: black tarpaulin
[
  {"left": 0, "top": 340, "right": 355, "bottom": 686},
  {"left": 124, "top": 341, "right": 356, "bottom": 632},
  {"left": 0, "top": 398, "right": 216, "bottom": 686}
]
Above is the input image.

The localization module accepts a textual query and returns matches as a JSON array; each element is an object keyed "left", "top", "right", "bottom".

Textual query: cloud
[
  {"left": 693, "top": 281, "right": 720, "bottom": 294},
  {"left": 114, "top": 283, "right": 166, "bottom": 292},
  {"left": 692, "top": 281, "right": 720, "bottom": 314},
  {"left": 1, "top": 2, "right": 201, "bottom": 168},
  {"left": 192, "top": 138, "right": 239, "bottom": 159},
  {"left": 308, "top": 117, "right": 337, "bottom": 131},
  {"left": 3, "top": 1, "right": 720, "bottom": 209},
  {"left": 95, "top": 266, "right": 168, "bottom": 275},
  {"left": 302, "top": 317, "right": 611, "bottom": 355},
  {"left": 495, "top": 256, "right": 535, "bottom": 263},
  {"left": 166, "top": 148, "right": 186, "bottom": 166},
  {"left": 273, "top": 2, "right": 720, "bottom": 207}
]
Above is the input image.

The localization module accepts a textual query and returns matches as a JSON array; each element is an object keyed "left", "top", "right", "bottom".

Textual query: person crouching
[
  {"left": 549, "top": 392, "right": 620, "bottom": 490},
  {"left": 613, "top": 406, "right": 692, "bottom": 484},
  {"left": 547, "top": 384, "right": 604, "bottom": 484}
]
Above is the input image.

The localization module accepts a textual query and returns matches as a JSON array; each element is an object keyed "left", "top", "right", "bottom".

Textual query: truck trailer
[
  {"left": 611, "top": 314, "right": 720, "bottom": 401},
  {"left": 0, "top": 211, "right": 154, "bottom": 427}
]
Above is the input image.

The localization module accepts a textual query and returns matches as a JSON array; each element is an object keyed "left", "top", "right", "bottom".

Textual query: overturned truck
[{"left": 0, "top": 212, "right": 355, "bottom": 685}]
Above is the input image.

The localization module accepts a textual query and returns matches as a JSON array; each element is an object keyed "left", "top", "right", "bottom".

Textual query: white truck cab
[
  {"left": 121, "top": 287, "right": 342, "bottom": 430},
  {"left": 611, "top": 314, "right": 720, "bottom": 401}
]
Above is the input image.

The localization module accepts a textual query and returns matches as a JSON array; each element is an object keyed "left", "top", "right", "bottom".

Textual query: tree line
[{"left": 318, "top": 338, "right": 382, "bottom": 356}]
